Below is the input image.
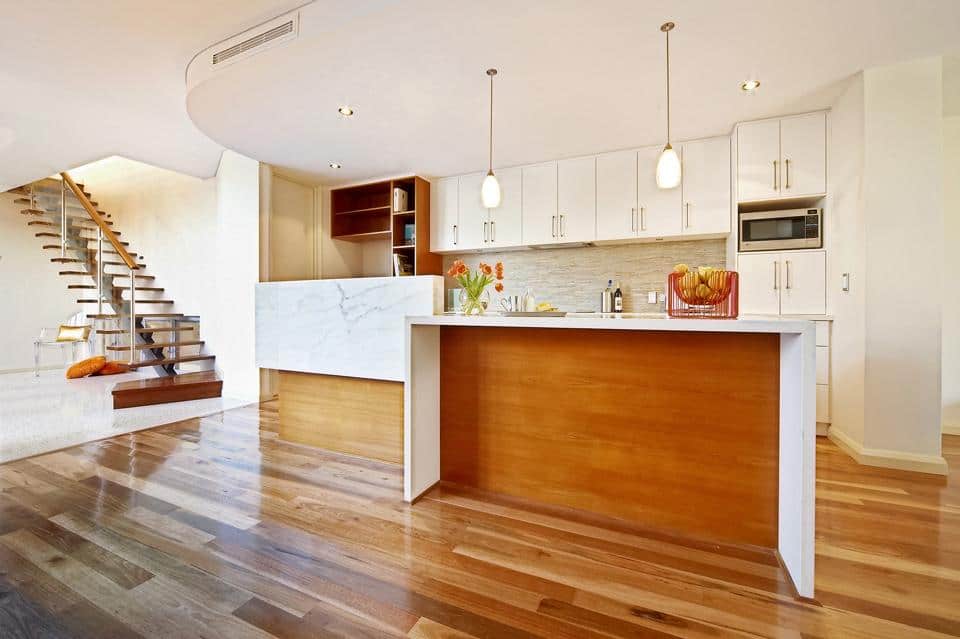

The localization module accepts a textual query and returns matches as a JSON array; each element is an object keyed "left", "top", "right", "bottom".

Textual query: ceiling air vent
[{"left": 210, "top": 11, "right": 299, "bottom": 68}]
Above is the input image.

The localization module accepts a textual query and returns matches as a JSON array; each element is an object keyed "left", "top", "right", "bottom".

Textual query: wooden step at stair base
[
  {"left": 97, "top": 326, "right": 194, "bottom": 335},
  {"left": 127, "top": 354, "right": 215, "bottom": 370},
  {"left": 106, "top": 340, "right": 204, "bottom": 352},
  {"left": 112, "top": 370, "right": 222, "bottom": 409}
]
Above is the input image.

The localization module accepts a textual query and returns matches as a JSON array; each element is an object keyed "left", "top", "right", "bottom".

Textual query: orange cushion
[
  {"left": 92, "top": 361, "right": 130, "bottom": 376},
  {"left": 66, "top": 356, "right": 107, "bottom": 379}
]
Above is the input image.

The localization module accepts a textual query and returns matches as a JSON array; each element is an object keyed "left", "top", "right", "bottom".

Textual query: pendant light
[
  {"left": 656, "top": 22, "right": 681, "bottom": 189},
  {"left": 481, "top": 68, "right": 501, "bottom": 208}
]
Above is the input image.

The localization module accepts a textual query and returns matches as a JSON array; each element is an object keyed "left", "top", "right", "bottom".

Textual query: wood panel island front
[{"left": 405, "top": 313, "right": 817, "bottom": 598}]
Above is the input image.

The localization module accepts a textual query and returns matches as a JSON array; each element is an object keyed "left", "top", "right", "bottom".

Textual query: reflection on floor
[
  {"left": 0, "top": 368, "right": 249, "bottom": 463},
  {"left": 0, "top": 401, "right": 956, "bottom": 638}
]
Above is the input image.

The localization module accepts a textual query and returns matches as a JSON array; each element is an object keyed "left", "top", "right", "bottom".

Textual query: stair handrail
[{"left": 59, "top": 172, "right": 139, "bottom": 270}]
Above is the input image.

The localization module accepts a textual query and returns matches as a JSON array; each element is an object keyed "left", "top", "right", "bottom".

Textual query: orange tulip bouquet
[{"left": 447, "top": 259, "right": 504, "bottom": 315}]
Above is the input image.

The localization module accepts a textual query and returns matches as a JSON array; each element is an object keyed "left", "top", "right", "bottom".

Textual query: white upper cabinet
[
  {"left": 432, "top": 176, "right": 459, "bottom": 252},
  {"left": 521, "top": 162, "right": 558, "bottom": 245},
  {"left": 737, "top": 119, "right": 781, "bottom": 202},
  {"left": 737, "top": 112, "right": 826, "bottom": 203},
  {"left": 681, "top": 136, "right": 730, "bottom": 235},
  {"left": 780, "top": 112, "right": 827, "bottom": 198},
  {"left": 596, "top": 150, "right": 637, "bottom": 241},
  {"left": 456, "top": 172, "right": 487, "bottom": 251},
  {"left": 557, "top": 156, "right": 596, "bottom": 243},
  {"left": 780, "top": 250, "right": 826, "bottom": 315},
  {"left": 488, "top": 167, "right": 522, "bottom": 248},
  {"left": 636, "top": 145, "right": 682, "bottom": 239}
]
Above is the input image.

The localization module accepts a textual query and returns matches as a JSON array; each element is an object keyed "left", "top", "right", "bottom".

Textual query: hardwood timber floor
[{"left": 0, "top": 401, "right": 957, "bottom": 638}]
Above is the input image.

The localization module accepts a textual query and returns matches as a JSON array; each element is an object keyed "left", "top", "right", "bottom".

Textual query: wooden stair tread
[
  {"left": 127, "top": 354, "right": 215, "bottom": 369},
  {"left": 97, "top": 326, "right": 194, "bottom": 335},
  {"left": 106, "top": 340, "right": 204, "bottom": 352},
  {"left": 111, "top": 371, "right": 222, "bottom": 409},
  {"left": 67, "top": 284, "right": 95, "bottom": 289},
  {"left": 43, "top": 245, "right": 139, "bottom": 257},
  {"left": 77, "top": 299, "right": 172, "bottom": 304},
  {"left": 29, "top": 221, "right": 118, "bottom": 233},
  {"left": 87, "top": 313, "right": 185, "bottom": 319}
]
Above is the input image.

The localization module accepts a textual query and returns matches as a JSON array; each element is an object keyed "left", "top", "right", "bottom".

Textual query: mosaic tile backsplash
[{"left": 443, "top": 239, "right": 727, "bottom": 313}]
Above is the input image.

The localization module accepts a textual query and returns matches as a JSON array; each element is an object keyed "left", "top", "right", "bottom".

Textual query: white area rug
[{"left": 0, "top": 368, "right": 250, "bottom": 463}]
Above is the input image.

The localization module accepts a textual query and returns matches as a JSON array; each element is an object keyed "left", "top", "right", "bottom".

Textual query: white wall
[
  {"left": 268, "top": 175, "right": 317, "bottom": 281},
  {"left": 70, "top": 152, "right": 262, "bottom": 402},
  {"left": 0, "top": 192, "right": 82, "bottom": 372},
  {"left": 829, "top": 58, "right": 946, "bottom": 467},
  {"left": 944, "top": 115, "right": 960, "bottom": 432},
  {"left": 862, "top": 57, "right": 943, "bottom": 456},
  {"left": 828, "top": 74, "right": 867, "bottom": 446},
  {"left": 213, "top": 151, "right": 261, "bottom": 401}
]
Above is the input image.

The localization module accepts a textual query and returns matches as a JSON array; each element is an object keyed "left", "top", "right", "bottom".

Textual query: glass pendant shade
[
  {"left": 481, "top": 171, "right": 501, "bottom": 208},
  {"left": 656, "top": 144, "right": 681, "bottom": 189}
]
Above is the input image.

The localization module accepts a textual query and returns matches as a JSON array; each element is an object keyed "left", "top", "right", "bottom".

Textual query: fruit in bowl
[
  {"left": 672, "top": 264, "right": 732, "bottom": 305},
  {"left": 536, "top": 302, "right": 558, "bottom": 312}
]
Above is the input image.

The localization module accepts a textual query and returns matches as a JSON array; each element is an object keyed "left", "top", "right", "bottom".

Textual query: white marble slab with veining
[{"left": 256, "top": 276, "right": 443, "bottom": 381}]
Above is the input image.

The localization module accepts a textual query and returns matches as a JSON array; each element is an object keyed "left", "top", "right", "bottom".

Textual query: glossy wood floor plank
[{"left": 0, "top": 401, "right": 957, "bottom": 638}]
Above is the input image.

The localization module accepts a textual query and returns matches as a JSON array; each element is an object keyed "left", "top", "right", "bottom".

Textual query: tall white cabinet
[{"left": 556, "top": 157, "right": 596, "bottom": 243}]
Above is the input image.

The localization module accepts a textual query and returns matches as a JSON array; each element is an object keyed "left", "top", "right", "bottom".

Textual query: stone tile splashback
[{"left": 443, "top": 239, "right": 727, "bottom": 312}]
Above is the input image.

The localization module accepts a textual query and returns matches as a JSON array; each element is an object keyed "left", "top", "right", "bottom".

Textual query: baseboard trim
[
  {"left": 828, "top": 427, "right": 949, "bottom": 476},
  {"left": 0, "top": 365, "right": 62, "bottom": 376},
  {"left": 943, "top": 422, "right": 960, "bottom": 436}
]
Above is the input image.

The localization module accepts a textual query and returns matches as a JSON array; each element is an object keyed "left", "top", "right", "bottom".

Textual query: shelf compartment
[
  {"left": 336, "top": 205, "right": 392, "bottom": 216},
  {"left": 333, "top": 230, "right": 392, "bottom": 242}
]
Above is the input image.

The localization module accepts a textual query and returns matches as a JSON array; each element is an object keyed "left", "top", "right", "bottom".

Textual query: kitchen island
[{"left": 405, "top": 313, "right": 816, "bottom": 597}]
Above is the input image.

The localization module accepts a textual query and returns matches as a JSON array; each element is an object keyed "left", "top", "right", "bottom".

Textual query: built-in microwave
[{"left": 739, "top": 208, "right": 822, "bottom": 252}]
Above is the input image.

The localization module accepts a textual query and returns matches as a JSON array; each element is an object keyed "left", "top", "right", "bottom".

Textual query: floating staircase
[{"left": 7, "top": 174, "right": 221, "bottom": 408}]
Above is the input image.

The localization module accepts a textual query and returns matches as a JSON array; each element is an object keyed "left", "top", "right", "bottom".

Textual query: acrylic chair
[{"left": 34, "top": 314, "right": 93, "bottom": 376}]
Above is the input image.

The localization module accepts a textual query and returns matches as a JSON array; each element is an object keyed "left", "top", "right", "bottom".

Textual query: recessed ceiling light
[
  {"left": 337, "top": 105, "right": 354, "bottom": 116},
  {"left": 740, "top": 79, "right": 761, "bottom": 94},
  {"left": 329, "top": 162, "right": 342, "bottom": 169}
]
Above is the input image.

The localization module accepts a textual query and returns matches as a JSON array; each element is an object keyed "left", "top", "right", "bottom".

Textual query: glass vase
[{"left": 459, "top": 288, "right": 490, "bottom": 316}]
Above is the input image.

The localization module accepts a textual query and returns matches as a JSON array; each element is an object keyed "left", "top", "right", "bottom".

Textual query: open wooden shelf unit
[{"left": 330, "top": 176, "right": 441, "bottom": 276}]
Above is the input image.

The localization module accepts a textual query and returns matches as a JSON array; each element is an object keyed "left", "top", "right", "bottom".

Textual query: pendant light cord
[
  {"left": 665, "top": 27, "right": 671, "bottom": 144},
  {"left": 488, "top": 71, "right": 494, "bottom": 173}
]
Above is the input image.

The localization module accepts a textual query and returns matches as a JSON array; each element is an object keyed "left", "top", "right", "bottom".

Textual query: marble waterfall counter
[
  {"left": 256, "top": 276, "right": 442, "bottom": 464},
  {"left": 256, "top": 276, "right": 443, "bottom": 381},
  {"left": 404, "top": 313, "right": 816, "bottom": 598}
]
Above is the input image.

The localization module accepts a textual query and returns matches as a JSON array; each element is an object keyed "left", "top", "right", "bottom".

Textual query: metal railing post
[
  {"left": 128, "top": 268, "right": 136, "bottom": 365},
  {"left": 97, "top": 228, "right": 103, "bottom": 315},
  {"left": 60, "top": 179, "right": 66, "bottom": 258}
]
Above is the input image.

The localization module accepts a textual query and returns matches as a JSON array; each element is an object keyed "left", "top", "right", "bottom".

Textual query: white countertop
[{"left": 407, "top": 312, "right": 815, "bottom": 334}]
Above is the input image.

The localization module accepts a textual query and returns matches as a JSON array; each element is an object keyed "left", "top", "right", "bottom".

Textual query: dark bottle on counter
[{"left": 613, "top": 281, "right": 623, "bottom": 313}]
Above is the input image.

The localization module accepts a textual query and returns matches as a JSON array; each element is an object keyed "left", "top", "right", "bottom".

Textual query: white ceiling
[
  {"left": 2, "top": 1, "right": 959, "bottom": 192},
  {"left": 0, "top": 0, "right": 302, "bottom": 191},
  {"left": 185, "top": 0, "right": 960, "bottom": 185}
]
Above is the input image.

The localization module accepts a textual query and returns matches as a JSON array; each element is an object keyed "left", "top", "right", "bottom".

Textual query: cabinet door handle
[
  {"left": 551, "top": 215, "right": 556, "bottom": 237},
  {"left": 491, "top": 220, "right": 496, "bottom": 242},
  {"left": 640, "top": 206, "right": 646, "bottom": 231},
  {"left": 786, "top": 260, "right": 792, "bottom": 289},
  {"left": 484, "top": 221, "right": 489, "bottom": 243},
  {"left": 630, "top": 207, "right": 636, "bottom": 232},
  {"left": 785, "top": 159, "right": 791, "bottom": 189},
  {"left": 773, "top": 160, "right": 778, "bottom": 190},
  {"left": 684, "top": 203, "right": 690, "bottom": 229},
  {"left": 559, "top": 214, "right": 565, "bottom": 237},
  {"left": 773, "top": 261, "right": 778, "bottom": 290},
  {"left": 453, "top": 224, "right": 458, "bottom": 245}
]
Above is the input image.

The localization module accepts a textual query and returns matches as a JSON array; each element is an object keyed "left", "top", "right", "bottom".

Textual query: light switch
[{"left": 647, "top": 291, "right": 658, "bottom": 304}]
